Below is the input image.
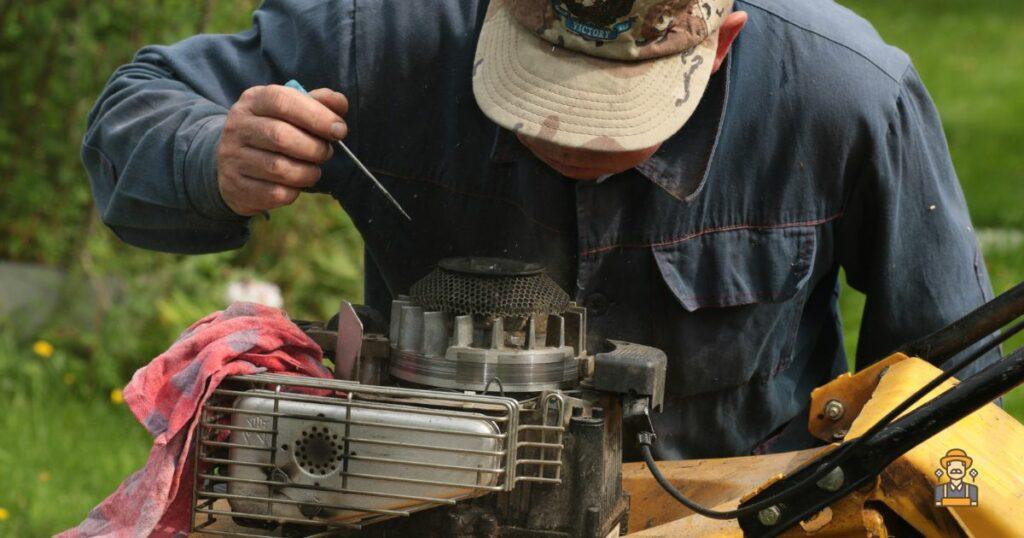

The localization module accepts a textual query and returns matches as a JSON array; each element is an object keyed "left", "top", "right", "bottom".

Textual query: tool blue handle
[{"left": 284, "top": 79, "right": 310, "bottom": 95}]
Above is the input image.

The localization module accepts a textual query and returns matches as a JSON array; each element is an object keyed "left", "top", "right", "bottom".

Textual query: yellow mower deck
[{"left": 624, "top": 354, "right": 1024, "bottom": 536}]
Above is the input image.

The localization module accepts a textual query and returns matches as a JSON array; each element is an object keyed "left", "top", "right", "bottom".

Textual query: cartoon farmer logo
[{"left": 934, "top": 448, "right": 979, "bottom": 507}]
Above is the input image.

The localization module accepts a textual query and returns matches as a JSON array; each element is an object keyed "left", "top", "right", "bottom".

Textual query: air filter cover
[{"left": 409, "top": 257, "right": 570, "bottom": 317}]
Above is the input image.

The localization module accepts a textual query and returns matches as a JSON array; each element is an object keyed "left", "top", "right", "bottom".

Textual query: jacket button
[{"left": 585, "top": 293, "right": 610, "bottom": 316}]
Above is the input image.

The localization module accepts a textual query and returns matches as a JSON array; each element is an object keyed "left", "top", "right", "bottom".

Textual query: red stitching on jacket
[{"left": 580, "top": 211, "right": 844, "bottom": 256}]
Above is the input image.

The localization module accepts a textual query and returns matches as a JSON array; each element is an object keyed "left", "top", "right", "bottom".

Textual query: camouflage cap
[{"left": 473, "top": 0, "right": 733, "bottom": 151}]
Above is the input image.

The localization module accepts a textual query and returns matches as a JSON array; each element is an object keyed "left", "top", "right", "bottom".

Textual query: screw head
[
  {"left": 831, "top": 428, "right": 848, "bottom": 441},
  {"left": 816, "top": 466, "right": 845, "bottom": 492},
  {"left": 758, "top": 506, "right": 782, "bottom": 526},
  {"left": 824, "top": 400, "right": 845, "bottom": 421}
]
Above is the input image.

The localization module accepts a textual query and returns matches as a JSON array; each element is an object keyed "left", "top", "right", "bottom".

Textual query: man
[
  {"left": 934, "top": 449, "right": 979, "bottom": 507},
  {"left": 83, "top": 0, "right": 997, "bottom": 459}
]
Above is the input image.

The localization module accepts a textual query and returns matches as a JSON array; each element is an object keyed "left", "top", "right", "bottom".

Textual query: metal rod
[
  {"left": 201, "top": 422, "right": 275, "bottom": 434},
  {"left": 201, "top": 429, "right": 506, "bottom": 457},
  {"left": 899, "top": 280, "right": 1024, "bottom": 366},
  {"left": 283, "top": 79, "right": 411, "bottom": 221},
  {"left": 515, "top": 441, "right": 563, "bottom": 449},
  {"left": 517, "top": 425, "right": 565, "bottom": 432},
  {"left": 339, "top": 453, "right": 505, "bottom": 474},
  {"left": 225, "top": 373, "right": 521, "bottom": 408},
  {"left": 196, "top": 491, "right": 410, "bottom": 517},
  {"left": 514, "top": 476, "right": 563, "bottom": 484},
  {"left": 204, "top": 414, "right": 507, "bottom": 440},
  {"left": 339, "top": 436, "right": 506, "bottom": 457},
  {"left": 195, "top": 528, "right": 291, "bottom": 538},
  {"left": 200, "top": 439, "right": 274, "bottom": 452},
  {"left": 211, "top": 388, "right": 516, "bottom": 419},
  {"left": 739, "top": 344, "right": 1024, "bottom": 536},
  {"left": 514, "top": 459, "right": 563, "bottom": 466},
  {"left": 206, "top": 397, "right": 511, "bottom": 423},
  {"left": 337, "top": 470, "right": 506, "bottom": 491},
  {"left": 197, "top": 455, "right": 506, "bottom": 491},
  {"left": 193, "top": 507, "right": 361, "bottom": 529},
  {"left": 331, "top": 139, "right": 412, "bottom": 221},
  {"left": 198, "top": 473, "right": 460, "bottom": 505}
]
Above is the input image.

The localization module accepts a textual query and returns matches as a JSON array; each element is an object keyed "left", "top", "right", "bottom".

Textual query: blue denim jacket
[{"left": 82, "top": 0, "right": 997, "bottom": 458}]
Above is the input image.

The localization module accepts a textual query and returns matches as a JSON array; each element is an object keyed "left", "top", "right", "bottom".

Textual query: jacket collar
[{"left": 635, "top": 55, "right": 730, "bottom": 202}]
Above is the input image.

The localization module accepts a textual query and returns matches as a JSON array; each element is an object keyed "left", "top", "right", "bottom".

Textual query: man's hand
[{"left": 216, "top": 85, "right": 349, "bottom": 216}]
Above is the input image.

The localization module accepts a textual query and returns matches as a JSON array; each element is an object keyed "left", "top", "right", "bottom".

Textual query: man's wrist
[{"left": 184, "top": 114, "right": 246, "bottom": 221}]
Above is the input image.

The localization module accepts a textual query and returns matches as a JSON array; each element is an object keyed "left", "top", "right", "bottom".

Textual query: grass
[
  {"left": 842, "top": 0, "right": 1024, "bottom": 230},
  {"left": 0, "top": 0, "right": 1022, "bottom": 536},
  {"left": 0, "top": 339, "right": 150, "bottom": 537}
]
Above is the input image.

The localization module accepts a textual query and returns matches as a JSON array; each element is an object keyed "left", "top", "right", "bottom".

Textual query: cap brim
[{"left": 473, "top": 3, "right": 718, "bottom": 152}]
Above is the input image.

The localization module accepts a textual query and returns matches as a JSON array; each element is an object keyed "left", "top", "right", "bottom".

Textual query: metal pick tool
[{"left": 285, "top": 79, "right": 412, "bottom": 221}]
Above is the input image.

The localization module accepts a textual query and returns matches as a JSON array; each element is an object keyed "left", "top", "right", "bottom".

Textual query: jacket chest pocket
[{"left": 650, "top": 226, "right": 818, "bottom": 396}]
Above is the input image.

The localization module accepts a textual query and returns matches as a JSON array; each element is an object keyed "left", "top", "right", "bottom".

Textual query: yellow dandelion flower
[
  {"left": 0, "top": 507, "right": 8, "bottom": 521},
  {"left": 33, "top": 340, "right": 54, "bottom": 358},
  {"left": 63, "top": 373, "right": 76, "bottom": 385},
  {"left": 38, "top": 470, "right": 51, "bottom": 483},
  {"left": 110, "top": 388, "right": 124, "bottom": 405}
]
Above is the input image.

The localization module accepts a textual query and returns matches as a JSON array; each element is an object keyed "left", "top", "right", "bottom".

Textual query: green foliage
[
  {"left": 0, "top": 0, "right": 260, "bottom": 263},
  {"left": 0, "top": 333, "right": 151, "bottom": 537},
  {"left": 0, "top": 1, "right": 365, "bottom": 387}
]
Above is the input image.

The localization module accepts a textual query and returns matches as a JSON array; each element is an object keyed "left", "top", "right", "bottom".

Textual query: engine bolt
[
  {"left": 824, "top": 400, "right": 845, "bottom": 421},
  {"left": 816, "top": 466, "right": 845, "bottom": 492},
  {"left": 758, "top": 506, "right": 782, "bottom": 526}
]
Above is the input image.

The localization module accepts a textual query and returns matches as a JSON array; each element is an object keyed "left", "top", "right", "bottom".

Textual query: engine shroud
[
  {"left": 190, "top": 257, "right": 667, "bottom": 538},
  {"left": 390, "top": 257, "right": 586, "bottom": 392}
]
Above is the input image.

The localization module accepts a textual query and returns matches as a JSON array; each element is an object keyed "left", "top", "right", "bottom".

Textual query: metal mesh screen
[
  {"left": 190, "top": 373, "right": 564, "bottom": 536},
  {"left": 408, "top": 265, "right": 571, "bottom": 317}
]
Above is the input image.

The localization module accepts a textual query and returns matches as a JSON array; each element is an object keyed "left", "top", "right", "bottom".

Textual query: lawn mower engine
[{"left": 191, "top": 258, "right": 666, "bottom": 537}]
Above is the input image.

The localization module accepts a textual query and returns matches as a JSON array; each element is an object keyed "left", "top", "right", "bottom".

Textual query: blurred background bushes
[
  {"left": 0, "top": 0, "right": 364, "bottom": 390},
  {"left": 0, "top": 0, "right": 1021, "bottom": 535}
]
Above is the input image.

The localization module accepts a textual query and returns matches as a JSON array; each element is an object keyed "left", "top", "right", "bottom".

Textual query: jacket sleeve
[
  {"left": 839, "top": 64, "right": 1000, "bottom": 375},
  {"left": 82, "top": 0, "right": 354, "bottom": 253}
]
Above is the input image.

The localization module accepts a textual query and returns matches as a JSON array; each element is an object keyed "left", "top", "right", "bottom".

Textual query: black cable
[{"left": 639, "top": 318, "right": 1024, "bottom": 520}]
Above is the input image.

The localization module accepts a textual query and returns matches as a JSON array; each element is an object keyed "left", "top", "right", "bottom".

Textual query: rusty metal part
[
  {"left": 807, "top": 353, "right": 909, "bottom": 443},
  {"left": 333, "top": 301, "right": 363, "bottom": 380}
]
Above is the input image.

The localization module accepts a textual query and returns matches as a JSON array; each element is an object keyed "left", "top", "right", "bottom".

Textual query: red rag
[{"left": 58, "top": 302, "right": 333, "bottom": 538}]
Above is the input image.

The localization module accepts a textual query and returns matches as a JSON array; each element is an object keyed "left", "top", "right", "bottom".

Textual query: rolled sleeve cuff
[{"left": 184, "top": 114, "right": 242, "bottom": 221}]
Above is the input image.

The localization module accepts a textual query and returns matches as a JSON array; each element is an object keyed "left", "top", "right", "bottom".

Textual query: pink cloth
[{"left": 60, "top": 302, "right": 333, "bottom": 538}]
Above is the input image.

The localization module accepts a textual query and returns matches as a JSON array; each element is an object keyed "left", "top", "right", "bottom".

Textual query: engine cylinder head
[{"left": 389, "top": 258, "right": 585, "bottom": 392}]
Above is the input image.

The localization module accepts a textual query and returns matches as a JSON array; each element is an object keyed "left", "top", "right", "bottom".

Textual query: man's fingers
[
  {"left": 223, "top": 174, "right": 302, "bottom": 214},
  {"left": 237, "top": 115, "right": 334, "bottom": 163},
  {"left": 233, "top": 147, "right": 323, "bottom": 188},
  {"left": 243, "top": 85, "right": 347, "bottom": 141},
  {"left": 308, "top": 88, "right": 350, "bottom": 117}
]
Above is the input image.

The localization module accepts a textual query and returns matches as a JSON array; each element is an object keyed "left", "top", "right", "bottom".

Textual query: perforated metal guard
[
  {"left": 409, "top": 258, "right": 570, "bottom": 316},
  {"left": 190, "top": 373, "right": 565, "bottom": 535}
]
